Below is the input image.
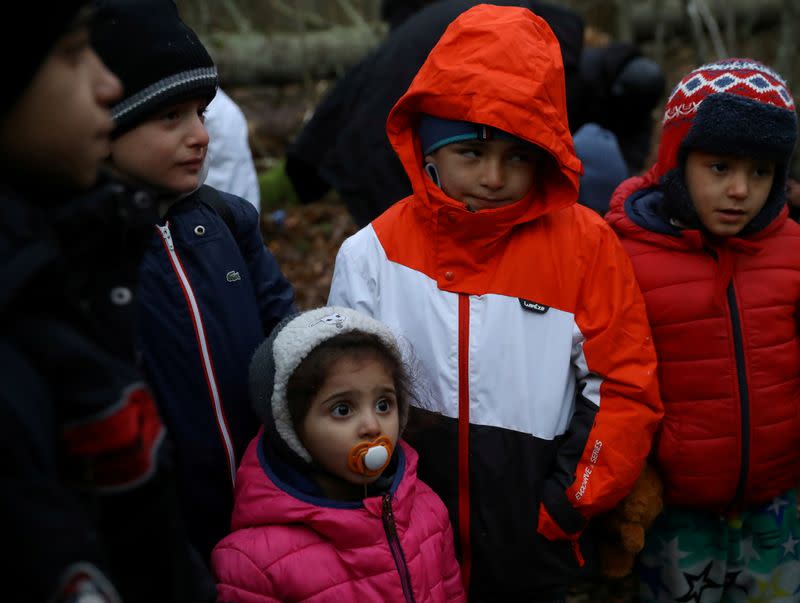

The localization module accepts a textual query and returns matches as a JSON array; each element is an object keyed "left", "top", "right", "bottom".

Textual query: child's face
[
  {"left": 0, "top": 25, "right": 122, "bottom": 190},
  {"left": 425, "top": 138, "right": 538, "bottom": 211},
  {"left": 684, "top": 151, "right": 775, "bottom": 237},
  {"left": 299, "top": 354, "right": 400, "bottom": 490},
  {"left": 110, "top": 99, "right": 210, "bottom": 194}
]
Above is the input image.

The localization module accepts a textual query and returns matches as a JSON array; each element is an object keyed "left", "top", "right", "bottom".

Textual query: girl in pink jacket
[{"left": 212, "top": 306, "right": 466, "bottom": 603}]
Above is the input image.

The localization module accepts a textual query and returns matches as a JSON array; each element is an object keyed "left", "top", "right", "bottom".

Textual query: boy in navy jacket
[{"left": 92, "top": 0, "right": 296, "bottom": 563}]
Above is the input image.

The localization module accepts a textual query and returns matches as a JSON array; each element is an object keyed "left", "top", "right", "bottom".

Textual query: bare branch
[
  {"left": 775, "top": 0, "right": 798, "bottom": 79},
  {"left": 721, "top": 0, "right": 736, "bottom": 55},
  {"left": 686, "top": 0, "right": 710, "bottom": 62},
  {"left": 220, "top": 0, "right": 253, "bottom": 33},
  {"left": 694, "top": 0, "right": 727, "bottom": 58},
  {"left": 269, "top": 0, "right": 329, "bottom": 29},
  {"left": 653, "top": 0, "right": 666, "bottom": 66},
  {"left": 335, "top": 0, "right": 378, "bottom": 43},
  {"left": 630, "top": 0, "right": 782, "bottom": 43},
  {"left": 616, "top": 0, "right": 634, "bottom": 42}
]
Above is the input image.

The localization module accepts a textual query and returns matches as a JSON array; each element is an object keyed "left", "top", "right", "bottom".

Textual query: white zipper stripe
[{"left": 157, "top": 223, "right": 237, "bottom": 488}]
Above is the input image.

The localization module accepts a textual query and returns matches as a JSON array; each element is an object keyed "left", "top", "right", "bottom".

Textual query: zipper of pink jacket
[{"left": 381, "top": 493, "right": 417, "bottom": 603}]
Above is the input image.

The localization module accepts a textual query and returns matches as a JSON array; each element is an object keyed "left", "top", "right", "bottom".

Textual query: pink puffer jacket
[{"left": 212, "top": 436, "right": 466, "bottom": 603}]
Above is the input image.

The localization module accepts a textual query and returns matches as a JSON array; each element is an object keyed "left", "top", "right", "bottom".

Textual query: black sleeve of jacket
[
  {"left": 0, "top": 181, "right": 217, "bottom": 603},
  {"left": 0, "top": 342, "right": 113, "bottom": 602},
  {"left": 541, "top": 390, "right": 598, "bottom": 534},
  {"left": 1, "top": 323, "right": 217, "bottom": 603}
]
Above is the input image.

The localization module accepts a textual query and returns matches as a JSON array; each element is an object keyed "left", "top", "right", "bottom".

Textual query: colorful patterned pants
[{"left": 638, "top": 489, "right": 800, "bottom": 602}]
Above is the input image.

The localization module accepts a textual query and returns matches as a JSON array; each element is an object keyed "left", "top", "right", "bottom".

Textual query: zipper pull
[
  {"left": 157, "top": 223, "right": 174, "bottom": 251},
  {"left": 382, "top": 493, "right": 397, "bottom": 533}
]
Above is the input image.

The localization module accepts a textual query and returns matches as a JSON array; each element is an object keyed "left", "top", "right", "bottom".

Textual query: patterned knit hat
[
  {"left": 249, "top": 307, "right": 409, "bottom": 470},
  {"left": 655, "top": 59, "right": 797, "bottom": 233},
  {"left": 656, "top": 58, "right": 796, "bottom": 179},
  {"left": 2, "top": 2, "right": 88, "bottom": 116},
  {"left": 91, "top": 0, "right": 218, "bottom": 136}
]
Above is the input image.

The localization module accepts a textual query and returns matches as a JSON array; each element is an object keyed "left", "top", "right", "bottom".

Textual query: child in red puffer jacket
[{"left": 606, "top": 58, "right": 800, "bottom": 602}]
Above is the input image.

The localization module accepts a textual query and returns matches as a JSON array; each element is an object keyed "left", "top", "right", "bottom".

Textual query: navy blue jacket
[
  {"left": 137, "top": 187, "right": 295, "bottom": 561},
  {"left": 0, "top": 179, "right": 215, "bottom": 602}
]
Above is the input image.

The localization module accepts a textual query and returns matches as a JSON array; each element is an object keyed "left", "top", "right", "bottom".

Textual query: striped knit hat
[
  {"left": 418, "top": 114, "right": 531, "bottom": 156},
  {"left": 91, "top": 0, "right": 217, "bottom": 136},
  {"left": 655, "top": 58, "right": 796, "bottom": 179}
]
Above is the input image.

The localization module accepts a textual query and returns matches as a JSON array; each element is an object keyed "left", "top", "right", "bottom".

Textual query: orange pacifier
[{"left": 347, "top": 435, "right": 393, "bottom": 477}]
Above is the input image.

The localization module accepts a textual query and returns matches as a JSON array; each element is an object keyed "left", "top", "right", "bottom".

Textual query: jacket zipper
[
  {"left": 381, "top": 493, "right": 416, "bottom": 603},
  {"left": 156, "top": 223, "right": 237, "bottom": 488},
  {"left": 726, "top": 281, "right": 750, "bottom": 510},
  {"left": 457, "top": 294, "right": 472, "bottom": 591}
]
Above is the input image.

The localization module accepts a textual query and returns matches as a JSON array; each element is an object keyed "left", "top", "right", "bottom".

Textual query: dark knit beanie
[
  {"left": 655, "top": 58, "right": 797, "bottom": 233},
  {"left": 2, "top": 3, "right": 89, "bottom": 117},
  {"left": 418, "top": 114, "right": 530, "bottom": 156},
  {"left": 91, "top": 0, "right": 218, "bottom": 136}
]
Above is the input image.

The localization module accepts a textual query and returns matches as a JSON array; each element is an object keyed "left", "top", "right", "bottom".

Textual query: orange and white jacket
[{"left": 328, "top": 5, "right": 663, "bottom": 598}]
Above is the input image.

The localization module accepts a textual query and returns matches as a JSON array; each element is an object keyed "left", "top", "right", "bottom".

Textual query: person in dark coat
[
  {"left": 0, "top": 3, "right": 215, "bottom": 601},
  {"left": 276, "top": 0, "right": 585, "bottom": 227},
  {"left": 380, "top": 0, "right": 439, "bottom": 29},
  {"left": 569, "top": 42, "right": 666, "bottom": 173},
  {"left": 573, "top": 123, "right": 630, "bottom": 216},
  {"left": 92, "top": 0, "right": 296, "bottom": 564}
]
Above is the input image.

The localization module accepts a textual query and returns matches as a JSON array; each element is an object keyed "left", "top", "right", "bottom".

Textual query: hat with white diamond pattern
[{"left": 655, "top": 58, "right": 796, "bottom": 179}]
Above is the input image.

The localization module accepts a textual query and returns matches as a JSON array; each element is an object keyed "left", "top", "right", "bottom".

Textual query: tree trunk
[{"left": 205, "top": 25, "right": 386, "bottom": 85}]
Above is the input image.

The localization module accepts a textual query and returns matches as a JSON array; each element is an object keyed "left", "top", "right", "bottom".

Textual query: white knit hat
[{"left": 249, "top": 306, "right": 406, "bottom": 465}]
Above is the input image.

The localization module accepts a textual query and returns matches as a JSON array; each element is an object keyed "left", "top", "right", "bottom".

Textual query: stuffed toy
[{"left": 596, "top": 462, "right": 664, "bottom": 577}]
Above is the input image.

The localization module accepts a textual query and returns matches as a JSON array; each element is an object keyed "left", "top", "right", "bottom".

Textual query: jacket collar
[{"left": 229, "top": 434, "right": 419, "bottom": 545}]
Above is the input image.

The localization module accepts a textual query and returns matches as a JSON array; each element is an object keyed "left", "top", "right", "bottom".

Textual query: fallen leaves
[{"left": 261, "top": 199, "right": 357, "bottom": 309}]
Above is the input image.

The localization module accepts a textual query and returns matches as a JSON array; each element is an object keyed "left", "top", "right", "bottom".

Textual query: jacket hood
[
  {"left": 386, "top": 4, "right": 581, "bottom": 224},
  {"left": 230, "top": 436, "right": 420, "bottom": 542}
]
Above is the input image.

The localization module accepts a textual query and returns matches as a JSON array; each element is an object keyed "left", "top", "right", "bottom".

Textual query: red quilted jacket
[{"left": 606, "top": 168, "right": 800, "bottom": 511}]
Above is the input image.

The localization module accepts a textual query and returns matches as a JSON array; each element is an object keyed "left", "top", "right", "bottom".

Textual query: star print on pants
[
  {"left": 676, "top": 561, "right": 722, "bottom": 602},
  {"left": 723, "top": 570, "right": 748, "bottom": 595}
]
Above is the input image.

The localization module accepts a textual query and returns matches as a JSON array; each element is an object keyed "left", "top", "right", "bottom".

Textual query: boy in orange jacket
[{"left": 328, "top": 5, "right": 664, "bottom": 601}]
